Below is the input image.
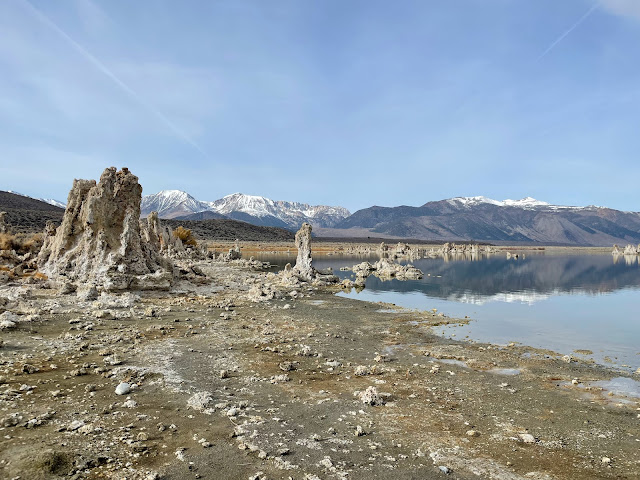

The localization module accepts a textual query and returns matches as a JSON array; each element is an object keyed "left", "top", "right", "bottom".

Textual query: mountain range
[
  {"left": 140, "top": 190, "right": 351, "bottom": 229},
  {"left": 327, "top": 196, "right": 640, "bottom": 246},
  {"left": 140, "top": 191, "right": 640, "bottom": 245},
  {"left": 4, "top": 187, "right": 640, "bottom": 246}
]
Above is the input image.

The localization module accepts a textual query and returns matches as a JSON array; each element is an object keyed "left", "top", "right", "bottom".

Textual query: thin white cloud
[
  {"left": 536, "top": 3, "right": 600, "bottom": 61},
  {"left": 599, "top": 0, "right": 640, "bottom": 20}
]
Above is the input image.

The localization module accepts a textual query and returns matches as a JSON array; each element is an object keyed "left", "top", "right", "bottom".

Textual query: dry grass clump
[
  {"left": 173, "top": 226, "right": 197, "bottom": 247},
  {"left": 0, "top": 232, "right": 43, "bottom": 254}
]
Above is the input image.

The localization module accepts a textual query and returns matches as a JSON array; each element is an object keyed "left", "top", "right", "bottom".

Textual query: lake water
[{"left": 256, "top": 252, "right": 640, "bottom": 371}]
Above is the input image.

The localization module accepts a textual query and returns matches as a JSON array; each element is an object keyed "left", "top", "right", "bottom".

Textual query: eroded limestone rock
[
  {"left": 350, "top": 258, "right": 423, "bottom": 282},
  {"left": 37, "top": 167, "right": 174, "bottom": 291},
  {"left": 292, "top": 223, "right": 314, "bottom": 281},
  {"left": 373, "top": 258, "right": 423, "bottom": 279},
  {"left": 219, "top": 239, "right": 241, "bottom": 262},
  {"left": 276, "top": 224, "right": 337, "bottom": 286}
]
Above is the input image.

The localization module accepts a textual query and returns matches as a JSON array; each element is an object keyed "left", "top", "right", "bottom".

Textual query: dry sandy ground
[{"left": 0, "top": 257, "right": 638, "bottom": 480}]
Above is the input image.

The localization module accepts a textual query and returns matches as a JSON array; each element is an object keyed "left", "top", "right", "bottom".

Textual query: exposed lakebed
[{"left": 258, "top": 251, "right": 640, "bottom": 370}]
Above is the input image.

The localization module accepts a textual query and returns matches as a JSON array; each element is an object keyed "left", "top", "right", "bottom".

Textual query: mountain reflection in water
[
  {"left": 255, "top": 252, "right": 640, "bottom": 370},
  {"left": 353, "top": 254, "right": 640, "bottom": 304}
]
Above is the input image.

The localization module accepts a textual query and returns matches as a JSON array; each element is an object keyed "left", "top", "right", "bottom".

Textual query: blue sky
[{"left": 1, "top": 0, "right": 639, "bottom": 213}]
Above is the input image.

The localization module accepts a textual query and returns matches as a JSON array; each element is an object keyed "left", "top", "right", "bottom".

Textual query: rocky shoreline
[{"left": 2, "top": 257, "right": 639, "bottom": 479}]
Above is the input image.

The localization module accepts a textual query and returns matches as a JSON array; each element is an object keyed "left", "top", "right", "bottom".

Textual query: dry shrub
[
  {"left": 21, "top": 233, "right": 43, "bottom": 253},
  {"left": 0, "top": 232, "right": 44, "bottom": 254},
  {"left": 0, "top": 233, "right": 17, "bottom": 251},
  {"left": 173, "top": 226, "right": 197, "bottom": 246}
]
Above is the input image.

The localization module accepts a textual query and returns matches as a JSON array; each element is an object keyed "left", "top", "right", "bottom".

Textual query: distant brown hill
[
  {"left": 0, "top": 191, "right": 65, "bottom": 233},
  {"left": 163, "top": 218, "right": 294, "bottom": 242},
  {"left": 0, "top": 191, "right": 64, "bottom": 211}
]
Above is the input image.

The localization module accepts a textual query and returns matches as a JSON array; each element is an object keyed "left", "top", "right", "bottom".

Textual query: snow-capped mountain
[
  {"left": 140, "top": 190, "right": 222, "bottom": 219},
  {"left": 141, "top": 190, "right": 351, "bottom": 229},
  {"left": 206, "top": 193, "right": 351, "bottom": 229}
]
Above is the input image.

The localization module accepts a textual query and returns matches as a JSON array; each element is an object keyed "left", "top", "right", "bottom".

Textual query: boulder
[
  {"left": 352, "top": 261, "right": 375, "bottom": 278},
  {"left": 352, "top": 258, "right": 423, "bottom": 281},
  {"left": 37, "top": 167, "right": 174, "bottom": 291}
]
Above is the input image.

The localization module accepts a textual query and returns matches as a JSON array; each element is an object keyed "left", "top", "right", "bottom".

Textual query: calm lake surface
[{"left": 256, "top": 252, "right": 640, "bottom": 371}]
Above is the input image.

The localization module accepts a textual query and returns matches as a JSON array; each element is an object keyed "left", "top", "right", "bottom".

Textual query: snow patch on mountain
[
  {"left": 448, "top": 196, "right": 551, "bottom": 209},
  {"left": 39, "top": 198, "right": 66, "bottom": 208},
  {"left": 6, "top": 190, "right": 66, "bottom": 208}
]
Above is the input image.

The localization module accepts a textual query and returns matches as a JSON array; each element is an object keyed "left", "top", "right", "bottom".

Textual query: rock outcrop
[
  {"left": 292, "top": 223, "right": 314, "bottom": 281},
  {"left": 278, "top": 223, "right": 337, "bottom": 285},
  {"left": 352, "top": 261, "right": 376, "bottom": 278},
  {"left": 37, "top": 167, "right": 175, "bottom": 290},
  {"left": 373, "top": 258, "right": 423, "bottom": 279},
  {"left": 219, "top": 239, "right": 242, "bottom": 262},
  {"left": 141, "top": 212, "right": 205, "bottom": 260},
  {"left": 352, "top": 258, "right": 423, "bottom": 283}
]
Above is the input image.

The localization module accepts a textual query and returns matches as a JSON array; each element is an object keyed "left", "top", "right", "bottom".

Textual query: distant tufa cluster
[{"left": 612, "top": 244, "right": 640, "bottom": 256}]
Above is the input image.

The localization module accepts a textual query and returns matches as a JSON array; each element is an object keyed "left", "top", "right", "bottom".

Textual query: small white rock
[
  {"left": 68, "top": 420, "right": 85, "bottom": 431},
  {"left": 518, "top": 433, "right": 536, "bottom": 444},
  {"left": 115, "top": 382, "right": 131, "bottom": 395},
  {"left": 357, "top": 386, "right": 385, "bottom": 406},
  {"left": 187, "top": 391, "right": 214, "bottom": 411}
]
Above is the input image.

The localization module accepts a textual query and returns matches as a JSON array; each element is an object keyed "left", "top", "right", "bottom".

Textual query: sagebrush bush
[
  {"left": 0, "top": 232, "right": 43, "bottom": 254},
  {"left": 0, "top": 233, "right": 14, "bottom": 251},
  {"left": 173, "top": 226, "right": 197, "bottom": 246}
]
